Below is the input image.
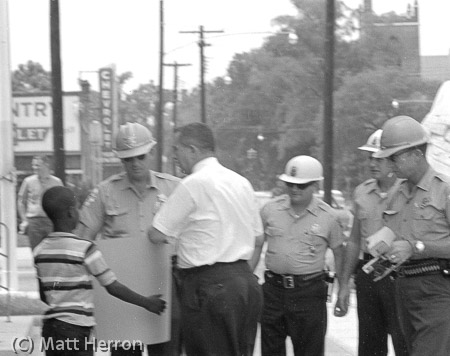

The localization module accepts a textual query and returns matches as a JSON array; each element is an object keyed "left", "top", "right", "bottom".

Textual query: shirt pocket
[
  {"left": 265, "top": 226, "right": 285, "bottom": 254},
  {"left": 412, "top": 205, "right": 438, "bottom": 237},
  {"left": 105, "top": 207, "right": 131, "bottom": 238}
]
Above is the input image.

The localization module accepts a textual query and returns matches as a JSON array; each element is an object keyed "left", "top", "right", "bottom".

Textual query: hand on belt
[{"left": 264, "top": 270, "right": 325, "bottom": 289}]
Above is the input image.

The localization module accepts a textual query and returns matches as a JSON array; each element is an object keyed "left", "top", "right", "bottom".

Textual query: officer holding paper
[
  {"left": 372, "top": 115, "right": 450, "bottom": 356},
  {"left": 336, "top": 130, "right": 407, "bottom": 356}
]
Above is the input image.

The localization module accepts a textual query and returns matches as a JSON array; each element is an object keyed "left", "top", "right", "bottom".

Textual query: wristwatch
[{"left": 415, "top": 240, "right": 425, "bottom": 254}]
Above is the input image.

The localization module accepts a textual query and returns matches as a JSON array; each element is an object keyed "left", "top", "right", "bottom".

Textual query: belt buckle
[{"left": 282, "top": 275, "right": 295, "bottom": 289}]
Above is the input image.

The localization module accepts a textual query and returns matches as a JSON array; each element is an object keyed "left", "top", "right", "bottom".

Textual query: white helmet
[
  {"left": 279, "top": 156, "right": 324, "bottom": 184},
  {"left": 114, "top": 122, "right": 156, "bottom": 159},
  {"left": 358, "top": 129, "right": 382, "bottom": 152}
]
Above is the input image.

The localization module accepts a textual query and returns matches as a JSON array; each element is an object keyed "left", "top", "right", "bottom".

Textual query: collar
[
  {"left": 119, "top": 170, "right": 160, "bottom": 191},
  {"left": 416, "top": 167, "right": 436, "bottom": 192},
  {"left": 366, "top": 178, "right": 403, "bottom": 197},
  {"left": 192, "top": 157, "right": 219, "bottom": 173},
  {"left": 396, "top": 168, "right": 435, "bottom": 198},
  {"left": 277, "top": 195, "right": 320, "bottom": 217}
]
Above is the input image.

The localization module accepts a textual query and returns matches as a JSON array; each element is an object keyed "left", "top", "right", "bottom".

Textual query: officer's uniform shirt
[
  {"left": 385, "top": 168, "right": 450, "bottom": 260},
  {"left": 153, "top": 157, "right": 263, "bottom": 269},
  {"left": 78, "top": 170, "right": 180, "bottom": 240},
  {"left": 354, "top": 178, "right": 403, "bottom": 253},
  {"left": 261, "top": 194, "right": 344, "bottom": 275}
]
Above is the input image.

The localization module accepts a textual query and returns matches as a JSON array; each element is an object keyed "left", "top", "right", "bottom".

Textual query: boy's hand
[{"left": 143, "top": 294, "right": 166, "bottom": 315}]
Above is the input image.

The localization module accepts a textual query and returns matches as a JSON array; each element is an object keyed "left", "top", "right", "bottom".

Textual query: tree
[{"left": 12, "top": 60, "right": 51, "bottom": 92}]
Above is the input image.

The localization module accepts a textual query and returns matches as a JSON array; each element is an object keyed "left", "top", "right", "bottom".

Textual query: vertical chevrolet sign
[{"left": 99, "top": 67, "right": 118, "bottom": 163}]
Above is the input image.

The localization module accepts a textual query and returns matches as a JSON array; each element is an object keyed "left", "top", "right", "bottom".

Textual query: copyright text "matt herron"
[{"left": 12, "top": 337, "right": 143, "bottom": 354}]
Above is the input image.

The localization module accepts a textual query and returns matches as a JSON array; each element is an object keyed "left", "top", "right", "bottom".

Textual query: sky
[{"left": 7, "top": 0, "right": 450, "bottom": 93}]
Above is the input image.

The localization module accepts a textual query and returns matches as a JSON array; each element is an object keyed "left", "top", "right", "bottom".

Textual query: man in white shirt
[{"left": 148, "top": 122, "right": 264, "bottom": 356}]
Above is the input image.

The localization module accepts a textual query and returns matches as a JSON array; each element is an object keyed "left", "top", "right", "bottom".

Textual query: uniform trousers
[
  {"left": 261, "top": 274, "right": 327, "bottom": 356},
  {"left": 28, "top": 216, "right": 54, "bottom": 250},
  {"left": 355, "top": 261, "right": 408, "bottom": 356},
  {"left": 395, "top": 274, "right": 450, "bottom": 356},
  {"left": 179, "top": 260, "right": 263, "bottom": 356},
  {"left": 42, "top": 318, "right": 93, "bottom": 356}
]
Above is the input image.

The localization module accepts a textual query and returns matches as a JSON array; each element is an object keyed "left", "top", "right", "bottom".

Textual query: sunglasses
[
  {"left": 286, "top": 181, "right": 315, "bottom": 190},
  {"left": 122, "top": 154, "right": 146, "bottom": 162}
]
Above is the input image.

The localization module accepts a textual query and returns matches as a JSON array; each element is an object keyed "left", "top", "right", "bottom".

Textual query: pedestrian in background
[
  {"left": 372, "top": 115, "right": 450, "bottom": 356},
  {"left": 36, "top": 186, "right": 166, "bottom": 356},
  {"left": 336, "top": 130, "right": 408, "bottom": 356},
  {"left": 148, "top": 122, "right": 263, "bottom": 356},
  {"left": 17, "top": 155, "right": 63, "bottom": 250},
  {"left": 75, "top": 122, "right": 181, "bottom": 356},
  {"left": 252, "top": 155, "right": 345, "bottom": 356}
]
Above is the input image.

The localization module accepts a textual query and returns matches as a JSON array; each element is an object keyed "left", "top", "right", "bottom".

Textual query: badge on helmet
[
  {"left": 114, "top": 122, "right": 157, "bottom": 159},
  {"left": 279, "top": 156, "right": 324, "bottom": 184}
]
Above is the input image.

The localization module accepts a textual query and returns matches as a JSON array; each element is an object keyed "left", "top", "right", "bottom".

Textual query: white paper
[{"left": 92, "top": 236, "right": 171, "bottom": 345}]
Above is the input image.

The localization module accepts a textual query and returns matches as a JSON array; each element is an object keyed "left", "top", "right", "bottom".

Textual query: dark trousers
[
  {"left": 42, "top": 319, "right": 93, "bottom": 356},
  {"left": 179, "top": 260, "right": 263, "bottom": 356},
  {"left": 28, "top": 216, "right": 53, "bottom": 250},
  {"left": 110, "top": 273, "right": 182, "bottom": 356},
  {"left": 395, "top": 274, "right": 450, "bottom": 356},
  {"left": 261, "top": 276, "right": 328, "bottom": 356},
  {"left": 355, "top": 262, "right": 408, "bottom": 356}
]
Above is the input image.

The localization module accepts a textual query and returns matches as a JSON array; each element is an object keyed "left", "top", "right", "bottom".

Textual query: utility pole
[
  {"left": 0, "top": 0, "right": 18, "bottom": 292},
  {"left": 164, "top": 62, "right": 191, "bottom": 129},
  {"left": 323, "top": 0, "right": 335, "bottom": 205},
  {"left": 50, "top": 0, "right": 65, "bottom": 184},
  {"left": 156, "top": 0, "right": 164, "bottom": 172},
  {"left": 164, "top": 62, "right": 190, "bottom": 175},
  {"left": 180, "top": 26, "right": 223, "bottom": 124}
]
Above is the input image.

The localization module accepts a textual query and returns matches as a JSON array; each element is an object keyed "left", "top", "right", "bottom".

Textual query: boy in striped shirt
[{"left": 34, "top": 186, "right": 166, "bottom": 356}]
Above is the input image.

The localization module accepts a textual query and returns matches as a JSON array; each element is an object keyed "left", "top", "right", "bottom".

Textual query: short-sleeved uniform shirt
[
  {"left": 384, "top": 168, "right": 450, "bottom": 260},
  {"left": 77, "top": 170, "right": 180, "bottom": 240},
  {"left": 18, "top": 174, "right": 63, "bottom": 218},
  {"left": 34, "top": 232, "right": 117, "bottom": 327},
  {"left": 353, "top": 178, "right": 403, "bottom": 253},
  {"left": 261, "top": 195, "right": 344, "bottom": 275},
  {"left": 153, "top": 157, "right": 264, "bottom": 269}
]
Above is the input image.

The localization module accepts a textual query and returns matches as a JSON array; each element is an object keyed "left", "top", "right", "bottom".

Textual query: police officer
[
  {"left": 336, "top": 130, "right": 408, "bottom": 356},
  {"left": 75, "top": 122, "right": 180, "bottom": 356},
  {"left": 252, "top": 155, "right": 346, "bottom": 356},
  {"left": 373, "top": 116, "right": 450, "bottom": 356}
]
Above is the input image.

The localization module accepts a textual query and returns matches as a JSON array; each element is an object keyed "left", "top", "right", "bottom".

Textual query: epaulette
[
  {"left": 268, "top": 194, "right": 290, "bottom": 208},
  {"left": 362, "top": 178, "right": 377, "bottom": 187},
  {"left": 153, "top": 171, "right": 181, "bottom": 182},
  {"left": 100, "top": 172, "right": 127, "bottom": 185}
]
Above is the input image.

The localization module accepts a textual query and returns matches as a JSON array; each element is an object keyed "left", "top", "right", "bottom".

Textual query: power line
[{"left": 180, "top": 26, "right": 224, "bottom": 124}]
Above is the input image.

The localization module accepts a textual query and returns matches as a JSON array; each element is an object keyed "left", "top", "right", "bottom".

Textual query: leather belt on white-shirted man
[{"left": 264, "top": 270, "right": 325, "bottom": 289}]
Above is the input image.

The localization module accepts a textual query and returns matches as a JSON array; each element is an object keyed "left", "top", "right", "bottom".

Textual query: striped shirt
[{"left": 33, "top": 232, "right": 117, "bottom": 327}]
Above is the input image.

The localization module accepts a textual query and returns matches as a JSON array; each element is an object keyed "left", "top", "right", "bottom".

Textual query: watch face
[{"left": 416, "top": 241, "right": 425, "bottom": 252}]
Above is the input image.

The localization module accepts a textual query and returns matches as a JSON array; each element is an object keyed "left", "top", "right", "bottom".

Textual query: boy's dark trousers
[{"left": 42, "top": 318, "right": 93, "bottom": 356}]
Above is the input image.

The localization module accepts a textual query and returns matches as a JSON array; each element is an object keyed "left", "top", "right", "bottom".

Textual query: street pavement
[{"left": 0, "top": 247, "right": 395, "bottom": 355}]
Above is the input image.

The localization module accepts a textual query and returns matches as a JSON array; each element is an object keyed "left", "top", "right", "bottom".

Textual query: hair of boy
[
  {"left": 175, "top": 122, "right": 215, "bottom": 152},
  {"left": 42, "top": 186, "right": 77, "bottom": 221}
]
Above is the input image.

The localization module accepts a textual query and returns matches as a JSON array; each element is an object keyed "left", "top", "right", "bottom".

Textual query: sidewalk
[
  {"left": 0, "top": 296, "right": 360, "bottom": 356},
  {"left": 0, "top": 248, "right": 392, "bottom": 355}
]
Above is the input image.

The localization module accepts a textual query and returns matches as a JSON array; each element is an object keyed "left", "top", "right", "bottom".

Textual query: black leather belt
[{"left": 264, "top": 270, "right": 325, "bottom": 289}]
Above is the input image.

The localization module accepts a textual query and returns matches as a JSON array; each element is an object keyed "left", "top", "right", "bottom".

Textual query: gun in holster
[{"left": 325, "top": 270, "right": 336, "bottom": 302}]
